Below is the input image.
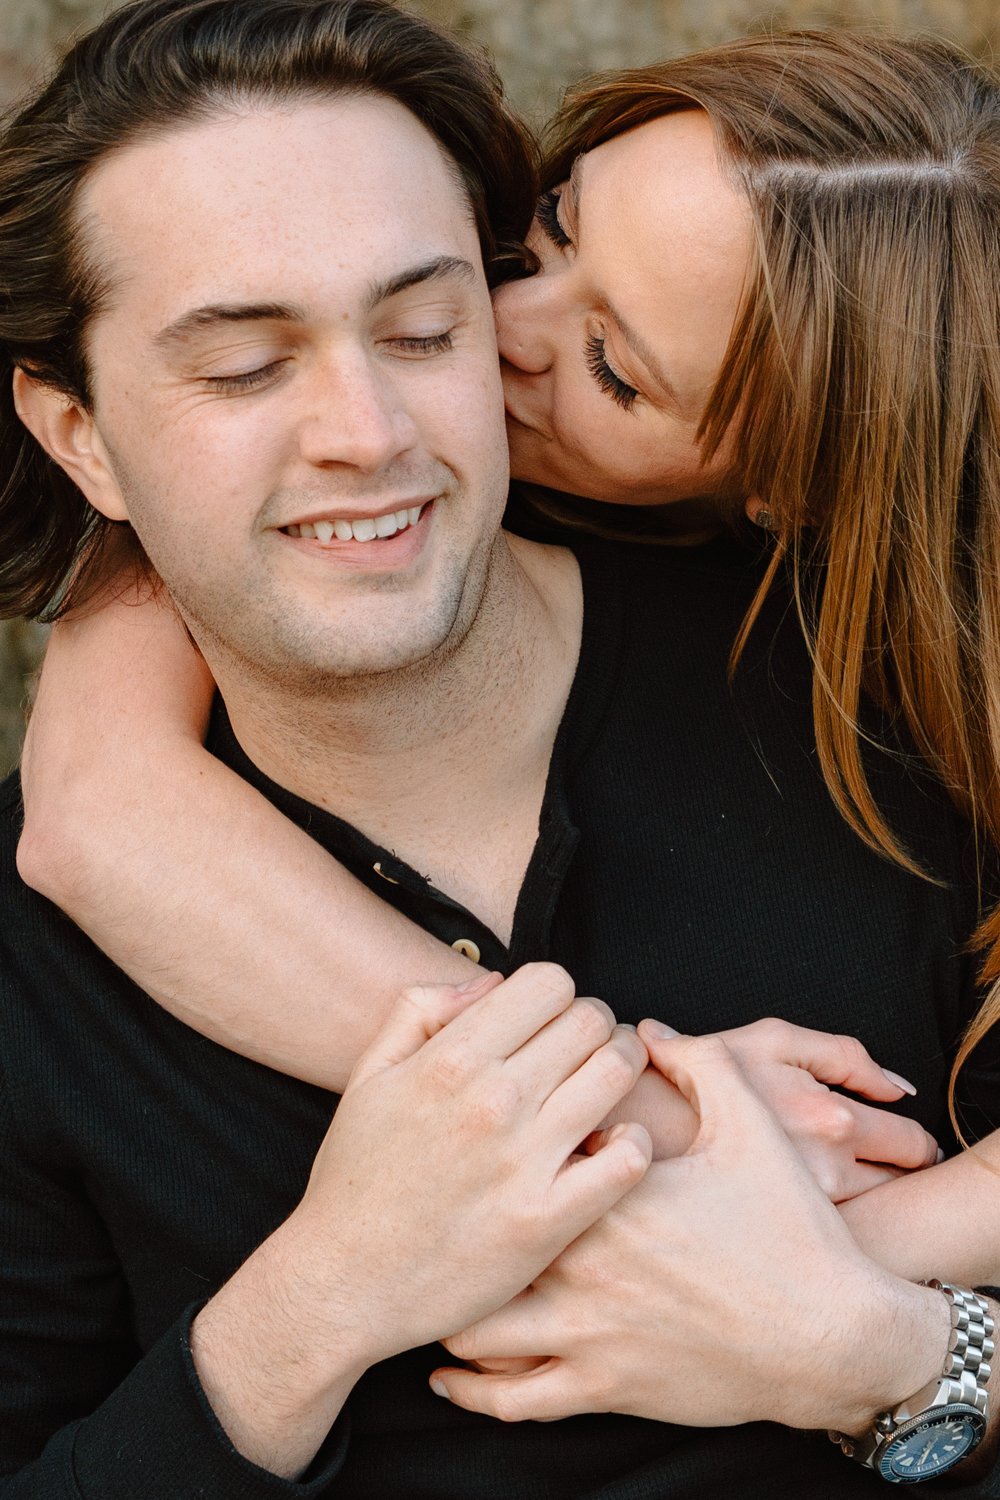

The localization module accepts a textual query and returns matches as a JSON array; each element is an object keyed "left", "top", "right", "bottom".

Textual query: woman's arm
[
  {"left": 10, "top": 587, "right": 963, "bottom": 1202},
  {"left": 18, "top": 589, "right": 478, "bottom": 1091},
  {"left": 839, "top": 1131, "right": 1000, "bottom": 1285}
]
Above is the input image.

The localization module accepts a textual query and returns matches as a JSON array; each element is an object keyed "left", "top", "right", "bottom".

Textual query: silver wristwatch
[{"left": 830, "top": 1281, "right": 993, "bottom": 1484}]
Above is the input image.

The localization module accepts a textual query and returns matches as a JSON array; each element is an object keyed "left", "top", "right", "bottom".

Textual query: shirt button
[{"left": 451, "top": 938, "right": 481, "bottom": 963}]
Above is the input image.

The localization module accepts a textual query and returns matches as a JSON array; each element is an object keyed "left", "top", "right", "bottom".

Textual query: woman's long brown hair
[{"left": 544, "top": 31, "right": 1000, "bottom": 1133}]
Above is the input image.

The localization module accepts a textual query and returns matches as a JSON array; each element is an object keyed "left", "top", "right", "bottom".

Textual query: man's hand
[
  {"left": 431, "top": 1024, "right": 949, "bottom": 1434},
  {"left": 192, "top": 964, "right": 651, "bottom": 1477},
  {"left": 599, "top": 1018, "right": 938, "bottom": 1201},
  {"left": 290, "top": 964, "right": 652, "bottom": 1359}
]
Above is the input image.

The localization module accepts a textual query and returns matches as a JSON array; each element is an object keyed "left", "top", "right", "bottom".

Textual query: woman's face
[{"left": 495, "top": 109, "right": 752, "bottom": 509}]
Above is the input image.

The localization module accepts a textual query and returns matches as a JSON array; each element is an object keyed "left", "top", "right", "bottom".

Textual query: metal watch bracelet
[{"left": 830, "top": 1281, "right": 994, "bottom": 1475}]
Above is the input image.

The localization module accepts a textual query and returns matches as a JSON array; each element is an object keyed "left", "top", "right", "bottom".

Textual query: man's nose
[
  {"left": 493, "top": 272, "right": 559, "bottom": 376},
  {"left": 297, "top": 352, "right": 418, "bottom": 472}
]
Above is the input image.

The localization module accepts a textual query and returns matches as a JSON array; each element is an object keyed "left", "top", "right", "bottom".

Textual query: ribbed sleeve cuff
[{"left": 70, "top": 1303, "right": 350, "bottom": 1498}]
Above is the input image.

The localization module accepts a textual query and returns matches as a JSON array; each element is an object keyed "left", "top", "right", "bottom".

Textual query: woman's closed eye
[
  {"left": 585, "top": 334, "right": 639, "bottom": 412},
  {"left": 534, "top": 184, "right": 641, "bottom": 414},
  {"left": 536, "top": 188, "right": 572, "bottom": 249}
]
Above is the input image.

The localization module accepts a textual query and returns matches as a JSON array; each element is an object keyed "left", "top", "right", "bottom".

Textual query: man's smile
[
  {"left": 282, "top": 500, "right": 429, "bottom": 543},
  {"left": 276, "top": 499, "right": 436, "bottom": 570}
]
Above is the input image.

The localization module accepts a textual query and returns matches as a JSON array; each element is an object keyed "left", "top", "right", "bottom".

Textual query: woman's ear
[
  {"left": 11, "top": 367, "right": 129, "bottom": 522},
  {"left": 744, "top": 495, "right": 776, "bottom": 531}
]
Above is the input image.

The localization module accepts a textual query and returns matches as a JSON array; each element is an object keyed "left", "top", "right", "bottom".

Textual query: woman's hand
[
  {"left": 716, "top": 1017, "right": 938, "bottom": 1199},
  {"left": 599, "top": 1017, "right": 938, "bottom": 1201}
]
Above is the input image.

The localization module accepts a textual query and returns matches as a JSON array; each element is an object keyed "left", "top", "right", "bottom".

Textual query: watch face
[{"left": 879, "top": 1406, "right": 987, "bottom": 1484}]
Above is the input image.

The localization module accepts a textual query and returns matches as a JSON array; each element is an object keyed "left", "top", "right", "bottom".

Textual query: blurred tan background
[{"left": 1, "top": 0, "right": 998, "bottom": 775}]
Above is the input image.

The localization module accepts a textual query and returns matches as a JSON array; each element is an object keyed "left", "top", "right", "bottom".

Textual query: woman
[{"left": 15, "top": 29, "right": 1000, "bottom": 1263}]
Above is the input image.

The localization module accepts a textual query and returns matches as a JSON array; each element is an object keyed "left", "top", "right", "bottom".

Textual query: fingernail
[
  {"left": 618, "top": 1023, "right": 637, "bottom": 1032},
  {"left": 882, "top": 1068, "right": 917, "bottom": 1096},
  {"left": 642, "top": 1019, "right": 679, "bottom": 1039},
  {"left": 936, "top": 1147, "right": 945, "bottom": 1164},
  {"left": 430, "top": 1377, "right": 451, "bottom": 1399}
]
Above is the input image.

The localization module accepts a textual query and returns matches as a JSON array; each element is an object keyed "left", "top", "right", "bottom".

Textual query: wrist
[
  {"left": 824, "top": 1274, "right": 951, "bottom": 1437},
  {"left": 602, "top": 1067, "right": 697, "bottom": 1159},
  {"left": 192, "top": 1216, "right": 376, "bottom": 1478},
  {"left": 830, "top": 1282, "right": 994, "bottom": 1484}
]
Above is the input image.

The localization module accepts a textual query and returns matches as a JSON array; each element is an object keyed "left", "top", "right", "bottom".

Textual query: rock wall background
[
  {"left": 3, "top": 0, "right": 1000, "bottom": 123},
  {"left": 1, "top": 0, "right": 997, "bottom": 772}
]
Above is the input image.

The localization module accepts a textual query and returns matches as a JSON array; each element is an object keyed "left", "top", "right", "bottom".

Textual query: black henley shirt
[{"left": 1, "top": 535, "right": 998, "bottom": 1498}]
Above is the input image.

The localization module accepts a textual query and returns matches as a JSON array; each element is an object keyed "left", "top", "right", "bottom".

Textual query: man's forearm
[
  {"left": 190, "top": 1215, "right": 372, "bottom": 1480},
  {"left": 837, "top": 1143, "right": 1000, "bottom": 1487}
]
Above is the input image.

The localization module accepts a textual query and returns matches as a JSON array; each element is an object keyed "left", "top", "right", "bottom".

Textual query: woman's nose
[{"left": 493, "top": 271, "right": 558, "bottom": 376}]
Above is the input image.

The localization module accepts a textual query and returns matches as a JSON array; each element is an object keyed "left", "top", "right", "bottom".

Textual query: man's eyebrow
[
  {"left": 153, "top": 257, "right": 478, "bottom": 351},
  {"left": 153, "top": 302, "right": 305, "bottom": 350},
  {"left": 364, "top": 255, "right": 478, "bottom": 311},
  {"left": 570, "top": 153, "right": 683, "bottom": 412}
]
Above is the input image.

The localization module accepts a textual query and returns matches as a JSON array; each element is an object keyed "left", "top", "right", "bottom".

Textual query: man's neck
[{"left": 209, "top": 534, "right": 583, "bottom": 940}]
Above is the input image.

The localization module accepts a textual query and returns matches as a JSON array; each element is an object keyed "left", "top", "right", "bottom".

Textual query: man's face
[{"left": 78, "top": 94, "right": 509, "bottom": 686}]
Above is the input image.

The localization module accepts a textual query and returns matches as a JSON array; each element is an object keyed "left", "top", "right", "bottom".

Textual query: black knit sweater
[{"left": 1, "top": 536, "right": 997, "bottom": 1497}]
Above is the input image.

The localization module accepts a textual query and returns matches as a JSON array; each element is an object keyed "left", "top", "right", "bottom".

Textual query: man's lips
[{"left": 281, "top": 500, "right": 431, "bottom": 544}]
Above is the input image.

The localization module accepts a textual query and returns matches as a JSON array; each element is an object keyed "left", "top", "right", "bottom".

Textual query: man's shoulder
[
  {"left": 0, "top": 765, "right": 122, "bottom": 1019},
  {"left": 567, "top": 532, "right": 773, "bottom": 689},
  {"left": 0, "top": 766, "right": 25, "bottom": 892},
  {"left": 570, "top": 529, "right": 764, "bottom": 600},
  {"left": 0, "top": 764, "right": 23, "bottom": 822},
  {"left": 0, "top": 766, "right": 59, "bottom": 968}
]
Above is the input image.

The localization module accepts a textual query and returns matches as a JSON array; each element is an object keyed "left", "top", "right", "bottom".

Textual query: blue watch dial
[{"left": 879, "top": 1407, "right": 987, "bottom": 1484}]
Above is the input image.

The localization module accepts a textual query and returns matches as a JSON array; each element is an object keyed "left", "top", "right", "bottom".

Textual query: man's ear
[{"left": 11, "top": 367, "right": 129, "bottom": 522}]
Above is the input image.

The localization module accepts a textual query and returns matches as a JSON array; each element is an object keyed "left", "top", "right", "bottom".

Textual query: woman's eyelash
[
  {"left": 536, "top": 189, "right": 638, "bottom": 413},
  {"left": 585, "top": 334, "right": 639, "bottom": 412},
  {"left": 536, "top": 188, "right": 572, "bottom": 249}
]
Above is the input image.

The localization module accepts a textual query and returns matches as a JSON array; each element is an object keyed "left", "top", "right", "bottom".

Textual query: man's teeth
[{"left": 287, "top": 505, "right": 424, "bottom": 543}]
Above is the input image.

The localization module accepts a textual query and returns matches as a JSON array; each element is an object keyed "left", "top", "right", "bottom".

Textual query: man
[{"left": 0, "top": 1, "right": 996, "bottom": 1495}]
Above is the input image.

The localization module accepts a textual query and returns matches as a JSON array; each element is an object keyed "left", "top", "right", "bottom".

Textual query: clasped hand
[
  {"left": 290, "top": 961, "right": 938, "bottom": 1425},
  {"left": 431, "top": 1024, "right": 941, "bottom": 1432},
  {"left": 288, "top": 963, "right": 651, "bottom": 1372},
  {"left": 612, "top": 1014, "right": 938, "bottom": 1200}
]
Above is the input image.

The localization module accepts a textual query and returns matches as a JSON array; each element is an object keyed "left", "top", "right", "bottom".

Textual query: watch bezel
[{"left": 877, "top": 1402, "right": 988, "bottom": 1484}]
